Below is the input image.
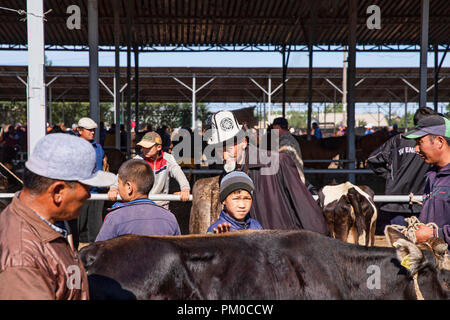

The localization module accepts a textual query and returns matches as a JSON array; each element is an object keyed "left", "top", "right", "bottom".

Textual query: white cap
[
  {"left": 365, "top": 123, "right": 373, "bottom": 129},
  {"left": 78, "top": 117, "right": 98, "bottom": 130},
  {"left": 207, "top": 110, "right": 243, "bottom": 145}
]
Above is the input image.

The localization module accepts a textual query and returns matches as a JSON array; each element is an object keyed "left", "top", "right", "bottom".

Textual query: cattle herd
[
  {"left": 80, "top": 228, "right": 449, "bottom": 300},
  {"left": 80, "top": 179, "right": 449, "bottom": 300},
  {"left": 1, "top": 129, "right": 449, "bottom": 300}
]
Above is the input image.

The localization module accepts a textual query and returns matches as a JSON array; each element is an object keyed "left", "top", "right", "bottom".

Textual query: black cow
[{"left": 79, "top": 229, "right": 449, "bottom": 300}]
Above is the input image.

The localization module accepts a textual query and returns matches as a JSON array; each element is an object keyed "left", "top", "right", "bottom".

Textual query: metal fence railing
[{"left": 0, "top": 193, "right": 422, "bottom": 203}]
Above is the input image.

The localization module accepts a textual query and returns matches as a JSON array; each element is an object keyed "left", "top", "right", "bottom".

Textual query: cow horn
[{"left": 394, "top": 239, "right": 424, "bottom": 274}]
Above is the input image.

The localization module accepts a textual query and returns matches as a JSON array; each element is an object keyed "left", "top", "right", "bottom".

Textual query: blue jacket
[
  {"left": 95, "top": 198, "right": 181, "bottom": 242},
  {"left": 90, "top": 140, "right": 105, "bottom": 194},
  {"left": 419, "top": 163, "right": 450, "bottom": 245},
  {"left": 207, "top": 210, "right": 263, "bottom": 233}
]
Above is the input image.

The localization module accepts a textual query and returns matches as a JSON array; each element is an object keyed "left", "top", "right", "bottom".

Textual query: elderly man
[
  {"left": 0, "top": 133, "right": 115, "bottom": 299},
  {"left": 404, "top": 115, "right": 450, "bottom": 245},
  {"left": 205, "top": 110, "right": 328, "bottom": 233},
  {"left": 74, "top": 117, "right": 107, "bottom": 247}
]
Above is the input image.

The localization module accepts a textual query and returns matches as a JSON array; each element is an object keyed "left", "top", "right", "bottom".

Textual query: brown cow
[
  {"left": 355, "top": 129, "right": 391, "bottom": 168},
  {"left": 318, "top": 182, "right": 377, "bottom": 246},
  {"left": 294, "top": 135, "right": 347, "bottom": 169}
]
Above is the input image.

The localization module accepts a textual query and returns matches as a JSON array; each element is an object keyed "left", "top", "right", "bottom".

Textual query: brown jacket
[{"left": 0, "top": 194, "right": 89, "bottom": 300}]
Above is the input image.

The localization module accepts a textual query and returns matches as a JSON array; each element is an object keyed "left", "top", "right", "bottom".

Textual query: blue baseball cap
[
  {"left": 404, "top": 115, "right": 450, "bottom": 140},
  {"left": 25, "top": 133, "right": 116, "bottom": 187}
]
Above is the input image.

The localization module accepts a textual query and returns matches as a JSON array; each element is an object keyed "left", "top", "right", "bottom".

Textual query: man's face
[
  {"left": 58, "top": 182, "right": 91, "bottom": 221},
  {"left": 78, "top": 127, "right": 95, "bottom": 141},
  {"left": 141, "top": 144, "right": 161, "bottom": 159},
  {"left": 415, "top": 135, "right": 439, "bottom": 164},
  {"left": 222, "top": 190, "right": 253, "bottom": 222},
  {"left": 219, "top": 139, "right": 247, "bottom": 163}
]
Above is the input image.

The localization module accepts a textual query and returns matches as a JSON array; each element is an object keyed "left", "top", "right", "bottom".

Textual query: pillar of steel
[
  {"left": 346, "top": 0, "right": 357, "bottom": 184},
  {"left": 88, "top": 0, "right": 100, "bottom": 142},
  {"left": 113, "top": 1, "right": 121, "bottom": 150},
  {"left": 26, "top": 0, "right": 46, "bottom": 155},
  {"left": 134, "top": 45, "right": 139, "bottom": 132},
  {"left": 307, "top": 44, "right": 313, "bottom": 141},
  {"left": 419, "top": 0, "right": 430, "bottom": 108},
  {"left": 126, "top": 4, "right": 132, "bottom": 159},
  {"left": 192, "top": 75, "right": 196, "bottom": 130},
  {"left": 281, "top": 45, "right": 289, "bottom": 118}
]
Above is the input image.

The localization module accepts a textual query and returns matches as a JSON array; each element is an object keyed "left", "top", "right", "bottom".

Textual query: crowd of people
[{"left": 0, "top": 108, "right": 449, "bottom": 299}]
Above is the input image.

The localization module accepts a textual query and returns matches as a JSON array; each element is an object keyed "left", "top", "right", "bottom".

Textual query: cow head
[
  {"left": 385, "top": 226, "right": 450, "bottom": 293},
  {"left": 385, "top": 226, "right": 450, "bottom": 271}
]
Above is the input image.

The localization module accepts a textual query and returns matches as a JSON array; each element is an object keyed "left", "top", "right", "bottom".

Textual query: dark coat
[
  {"left": 420, "top": 163, "right": 450, "bottom": 245},
  {"left": 367, "top": 134, "right": 430, "bottom": 213},
  {"left": 237, "top": 148, "right": 329, "bottom": 234}
]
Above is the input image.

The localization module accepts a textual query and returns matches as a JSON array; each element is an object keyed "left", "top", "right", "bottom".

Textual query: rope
[
  {"left": 413, "top": 274, "right": 425, "bottom": 300},
  {"left": 388, "top": 216, "right": 438, "bottom": 244}
]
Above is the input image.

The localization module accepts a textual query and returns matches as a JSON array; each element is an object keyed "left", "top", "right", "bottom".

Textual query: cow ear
[
  {"left": 393, "top": 239, "right": 424, "bottom": 275},
  {"left": 384, "top": 226, "right": 408, "bottom": 247}
]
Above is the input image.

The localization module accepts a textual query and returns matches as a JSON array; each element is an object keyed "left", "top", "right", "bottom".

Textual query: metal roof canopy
[
  {"left": 3, "top": 0, "right": 449, "bottom": 182},
  {"left": 1, "top": 66, "right": 449, "bottom": 103},
  {"left": 1, "top": 0, "right": 449, "bottom": 51}
]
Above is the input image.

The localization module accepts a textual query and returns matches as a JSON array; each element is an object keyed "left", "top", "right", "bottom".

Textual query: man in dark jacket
[
  {"left": 367, "top": 107, "right": 437, "bottom": 233},
  {"left": 206, "top": 110, "right": 329, "bottom": 234},
  {"left": 404, "top": 115, "right": 450, "bottom": 245}
]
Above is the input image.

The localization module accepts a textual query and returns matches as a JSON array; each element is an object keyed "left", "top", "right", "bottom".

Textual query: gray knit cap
[{"left": 219, "top": 171, "right": 254, "bottom": 202}]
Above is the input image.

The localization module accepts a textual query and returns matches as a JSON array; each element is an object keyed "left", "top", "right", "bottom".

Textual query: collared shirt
[
  {"left": 16, "top": 192, "right": 68, "bottom": 238},
  {"left": 34, "top": 213, "right": 69, "bottom": 239}
]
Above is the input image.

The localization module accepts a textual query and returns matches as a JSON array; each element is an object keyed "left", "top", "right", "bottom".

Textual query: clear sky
[{"left": 0, "top": 48, "right": 448, "bottom": 68}]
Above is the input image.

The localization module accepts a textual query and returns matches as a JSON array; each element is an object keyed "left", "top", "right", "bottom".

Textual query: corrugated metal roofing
[
  {"left": 0, "top": 0, "right": 449, "bottom": 48},
  {"left": 0, "top": 65, "right": 448, "bottom": 103}
]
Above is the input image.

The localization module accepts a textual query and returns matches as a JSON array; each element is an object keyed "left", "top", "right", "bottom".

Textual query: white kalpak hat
[{"left": 207, "top": 110, "right": 244, "bottom": 145}]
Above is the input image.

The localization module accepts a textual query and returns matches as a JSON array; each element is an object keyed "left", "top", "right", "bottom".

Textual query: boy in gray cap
[
  {"left": 207, "top": 171, "right": 262, "bottom": 234},
  {"left": 0, "top": 133, "right": 115, "bottom": 299}
]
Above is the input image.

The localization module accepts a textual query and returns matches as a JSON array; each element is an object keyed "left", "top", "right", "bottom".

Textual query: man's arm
[
  {"left": 0, "top": 267, "right": 55, "bottom": 299},
  {"left": 366, "top": 138, "right": 394, "bottom": 179},
  {"left": 168, "top": 156, "right": 191, "bottom": 201}
]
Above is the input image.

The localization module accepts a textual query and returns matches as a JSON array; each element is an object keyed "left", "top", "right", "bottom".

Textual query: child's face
[{"left": 222, "top": 190, "right": 252, "bottom": 222}]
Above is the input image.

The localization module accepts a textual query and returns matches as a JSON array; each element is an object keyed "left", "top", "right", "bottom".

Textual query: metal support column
[
  {"left": 88, "top": 0, "right": 100, "bottom": 142},
  {"left": 113, "top": 1, "right": 121, "bottom": 150},
  {"left": 126, "top": 5, "right": 132, "bottom": 159},
  {"left": 281, "top": 45, "right": 290, "bottom": 118},
  {"left": 346, "top": 0, "right": 357, "bottom": 184},
  {"left": 419, "top": 0, "right": 429, "bottom": 108},
  {"left": 404, "top": 87, "right": 408, "bottom": 132},
  {"left": 434, "top": 44, "right": 439, "bottom": 111},
  {"left": 307, "top": 44, "right": 313, "bottom": 141},
  {"left": 172, "top": 75, "right": 215, "bottom": 130},
  {"left": 134, "top": 45, "right": 139, "bottom": 132},
  {"left": 192, "top": 75, "right": 196, "bottom": 130},
  {"left": 26, "top": 0, "right": 46, "bottom": 155}
]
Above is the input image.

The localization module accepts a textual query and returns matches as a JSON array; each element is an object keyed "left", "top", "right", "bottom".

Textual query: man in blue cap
[
  {"left": 404, "top": 115, "right": 450, "bottom": 245},
  {"left": 0, "top": 133, "right": 116, "bottom": 299}
]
